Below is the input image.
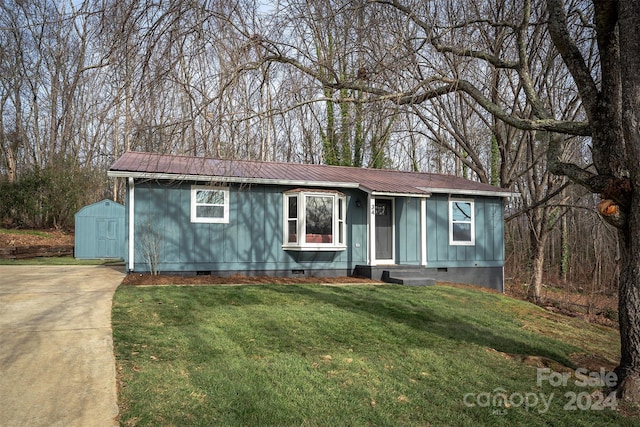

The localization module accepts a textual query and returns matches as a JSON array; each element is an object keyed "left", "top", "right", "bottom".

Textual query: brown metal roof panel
[{"left": 110, "top": 151, "right": 512, "bottom": 196}]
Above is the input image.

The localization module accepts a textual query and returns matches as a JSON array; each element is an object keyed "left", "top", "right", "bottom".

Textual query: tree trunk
[
  {"left": 616, "top": 195, "right": 640, "bottom": 400},
  {"left": 4, "top": 145, "right": 16, "bottom": 183},
  {"left": 560, "top": 212, "right": 569, "bottom": 282},
  {"left": 527, "top": 226, "right": 548, "bottom": 303},
  {"left": 323, "top": 90, "right": 338, "bottom": 165},
  {"left": 616, "top": 1, "right": 640, "bottom": 402}
]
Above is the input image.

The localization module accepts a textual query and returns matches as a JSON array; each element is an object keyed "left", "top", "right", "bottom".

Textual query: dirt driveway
[{"left": 0, "top": 265, "right": 125, "bottom": 427}]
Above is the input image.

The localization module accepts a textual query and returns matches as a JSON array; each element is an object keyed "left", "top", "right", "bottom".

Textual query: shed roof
[
  {"left": 74, "top": 199, "right": 125, "bottom": 217},
  {"left": 108, "top": 151, "right": 514, "bottom": 197}
]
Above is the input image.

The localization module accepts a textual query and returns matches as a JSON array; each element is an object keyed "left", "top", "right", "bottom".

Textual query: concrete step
[{"left": 381, "top": 269, "right": 436, "bottom": 287}]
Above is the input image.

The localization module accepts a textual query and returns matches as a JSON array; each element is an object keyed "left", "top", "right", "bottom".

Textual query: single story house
[{"left": 108, "top": 151, "right": 514, "bottom": 291}]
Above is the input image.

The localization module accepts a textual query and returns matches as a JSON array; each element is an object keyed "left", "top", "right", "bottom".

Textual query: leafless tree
[
  {"left": 1, "top": 0, "right": 636, "bottom": 400},
  {"left": 255, "top": 0, "right": 640, "bottom": 400}
]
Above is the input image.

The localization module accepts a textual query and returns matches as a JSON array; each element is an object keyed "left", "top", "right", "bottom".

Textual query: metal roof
[{"left": 108, "top": 151, "right": 515, "bottom": 197}]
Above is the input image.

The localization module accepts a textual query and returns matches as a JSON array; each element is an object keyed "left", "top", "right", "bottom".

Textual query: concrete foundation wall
[{"left": 354, "top": 265, "right": 504, "bottom": 292}]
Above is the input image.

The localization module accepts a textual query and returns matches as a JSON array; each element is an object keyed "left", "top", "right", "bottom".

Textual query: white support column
[
  {"left": 128, "top": 177, "right": 135, "bottom": 272},
  {"left": 420, "top": 197, "right": 427, "bottom": 266},
  {"left": 368, "top": 195, "right": 376, "bottom": 266}
]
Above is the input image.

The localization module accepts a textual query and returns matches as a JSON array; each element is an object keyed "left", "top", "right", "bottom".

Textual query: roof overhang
[
  {"left": 370, "top": 191, "right": 431, "bottom": 198},
  {"left": 107, "top": 170, "right": 361, "bottom": 190},
  {"left": 416, "top": 187, "right": 516, "bottom": 198},
  {"left": 108, "top": 171, "right": 517, "bottom": 199}
]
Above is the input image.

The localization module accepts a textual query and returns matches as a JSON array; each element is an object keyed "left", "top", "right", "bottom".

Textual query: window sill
[
  {"left": 190, "top": 219, "right": 229, "bottom": 224},
  {"left": 449, "top": 242, "right": 476, "bottom": 246},
  {"left": 282, "top": 244, "right": 347, "bottom": 252}
]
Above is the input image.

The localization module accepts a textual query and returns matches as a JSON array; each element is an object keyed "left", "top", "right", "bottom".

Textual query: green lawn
[{"left": 112, "top": 284, "right": 636, "bottom": 426}]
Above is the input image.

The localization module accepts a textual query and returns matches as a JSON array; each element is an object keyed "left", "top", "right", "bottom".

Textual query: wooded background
[{"left": 0, "top": 0, "right": 617, "bottom": 300}]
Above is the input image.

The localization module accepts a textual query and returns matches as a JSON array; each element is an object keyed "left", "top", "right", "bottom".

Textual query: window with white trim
[
  {"left": 449, "top": 199, "right": 475, "bottom": 245},
  {"left": 283, "top": 190, "right": 346, "bottom": 251},
  {"left": 190, "top": 185, "right": 229, "bottom": 223}
]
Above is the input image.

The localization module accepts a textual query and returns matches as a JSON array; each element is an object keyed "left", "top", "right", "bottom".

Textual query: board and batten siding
[
  {"left": 394, "top": 197, "right": 423, "bottom": 265},
  {"left": 390, "top": 194, "right": 504, "bottom": 268},
  {"left": 425, "top": 194, "right": 504, "bottom": 267},
  {"left": 128, "top": 180, "right": 368, "bottom": 274}
]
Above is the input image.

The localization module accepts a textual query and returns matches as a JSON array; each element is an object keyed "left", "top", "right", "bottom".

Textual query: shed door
[
  {"left": 375, "top": 199, "right": 393, "bottom": 261},
  {"left": 96, "top": 219, "right": 119, "bottom": 258}
]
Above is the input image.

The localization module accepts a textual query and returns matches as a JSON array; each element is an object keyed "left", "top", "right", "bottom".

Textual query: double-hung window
[
  {"left": 449, "top": 199, "right": 475, "bottom": 245},
  {"left": 190, "top": 185, "right": 229, "bottom": 223},
  {"left": 283, "top": 190, "right": 346, "bottom": 251}
]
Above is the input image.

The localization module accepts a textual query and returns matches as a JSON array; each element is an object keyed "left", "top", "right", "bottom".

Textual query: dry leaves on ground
[{"left": 0, "top": 229, "right": 74, "bottom": 247}]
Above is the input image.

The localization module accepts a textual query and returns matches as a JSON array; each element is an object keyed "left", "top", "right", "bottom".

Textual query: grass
[{"left": 112, "top": 284, "right": 636, "bottom": 426}]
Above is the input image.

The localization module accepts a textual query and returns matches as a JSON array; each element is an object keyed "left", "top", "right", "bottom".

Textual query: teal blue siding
[
  {"left": 348, "top": 195, "right": 368, "bottom": 265},
  {"left": 395, "top": 198, "right": 421, "bottom": 265},
  {"left": 426, "top": 194, "right": 450, "bottom": 262},
  {"left": 127, "top": 179, "right": 505, "bottom": 274},
  {"left": 130, "top": 181, "right": 368, "bottom": 273},
  {"left": 74, "top": 199, "right": 125, "bottom": 259},
  {"left": 425, "top": 194, "right": 504, "bottom": 267}
]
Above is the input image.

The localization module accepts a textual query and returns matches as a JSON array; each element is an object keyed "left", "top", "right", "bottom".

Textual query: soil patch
[
  {"left": 0, "top": 229, "right": 73, "bottom": 247},
  {"left": 506, "top": 281, "right": 618, "bottom": 328},
  {"left": 121, "top": 273, "right": 382, "bottom": 286}
]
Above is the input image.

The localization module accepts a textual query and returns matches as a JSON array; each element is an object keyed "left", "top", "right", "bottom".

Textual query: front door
[{"left": 375, "top": 199, "right": 393, "bottom": 261}]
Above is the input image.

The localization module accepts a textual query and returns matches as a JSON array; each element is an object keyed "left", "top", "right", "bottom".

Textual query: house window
[
  {"left": 287, "top": 195, "right": 298, "bottom": 243},
  {"left": 449, "top": 199, "right": 475, "bottom": 245},
  {"left": 191, "top": 185, "right": 229, "bottom": 223},
  {"left": 283, "top": 190, "right": 346, "bottom": 251}
]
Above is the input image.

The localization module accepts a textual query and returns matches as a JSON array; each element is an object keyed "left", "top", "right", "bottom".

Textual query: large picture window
[
  {"left": 283, "top": 190, "right": 346, "bottom": 251},
  {"left": 449, "top": 199, "right": 475, "bottom": 245},
  {"left": 191, "top": 185, "right": 229, "bottom": 223}
]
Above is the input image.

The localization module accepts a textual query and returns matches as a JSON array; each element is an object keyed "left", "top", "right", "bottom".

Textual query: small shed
[{"left": 74, "top": 199, "right": 125, "bottom": 259}]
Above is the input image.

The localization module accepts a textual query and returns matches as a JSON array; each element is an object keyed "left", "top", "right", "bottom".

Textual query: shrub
[{"left": 0, "top": 157, "right": 104, "bottom": 229}]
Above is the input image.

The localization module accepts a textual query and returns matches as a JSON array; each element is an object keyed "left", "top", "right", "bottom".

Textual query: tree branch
[
  {"left": 545, "top": 0, "right": 599, "bottom": 118},
  {"left": 376, "top": 0, "right": 519, "bottom": 69},
  {"left": 447, "top": 79, "right": 591, "bottom": 135}
]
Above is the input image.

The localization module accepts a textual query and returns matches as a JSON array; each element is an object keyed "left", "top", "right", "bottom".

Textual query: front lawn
[{"left": 112, "top": 284, "right": 635, "bottom": 426}]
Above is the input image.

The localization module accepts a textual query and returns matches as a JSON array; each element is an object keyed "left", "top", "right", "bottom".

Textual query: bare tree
[
  {"left": 254, "top": 0, "right": 640, "bottom": 400},
  {"left": 1, "top": 0, "right": 634, "bottom": 398}
]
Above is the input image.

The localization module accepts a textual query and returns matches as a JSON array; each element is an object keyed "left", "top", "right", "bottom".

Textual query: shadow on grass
[{"left": 267, "top": 284, "right": 576, "bottom": 368}]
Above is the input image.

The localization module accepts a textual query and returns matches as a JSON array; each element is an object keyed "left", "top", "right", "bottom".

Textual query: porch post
[
  {"left": 421, "top": 197, "right": 427, "bottom": 266},
  {"left": 128, "top": 177, "right": 135, "bottom": 272},
  {"left": 368, "top": 195, "right": 376, "bottom": 266}
]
